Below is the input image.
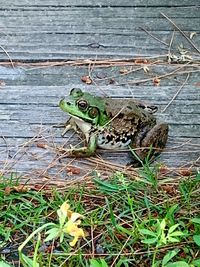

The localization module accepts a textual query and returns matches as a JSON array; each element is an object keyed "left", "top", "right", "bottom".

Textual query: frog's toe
[{"left": 126, "top": 159, "right": 142, "bottom": 168}]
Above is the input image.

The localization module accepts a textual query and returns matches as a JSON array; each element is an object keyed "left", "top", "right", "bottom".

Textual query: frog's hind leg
[{"left": 139, "top": 123, "right": 169, "bottom": 161}]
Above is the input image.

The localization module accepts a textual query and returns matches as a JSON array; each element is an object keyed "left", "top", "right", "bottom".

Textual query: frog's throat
[
  {"left": 65, "top": 109, "right": 96, "bottom": 124},
  {"left": 70, "top": 116, "right": 93, "bottom": 142}
]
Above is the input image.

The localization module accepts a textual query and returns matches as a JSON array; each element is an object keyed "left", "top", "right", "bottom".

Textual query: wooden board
[
  {"left": 0, "top": 1, "right": 199, "bottom": 181},
  {"left": 1, "top": 0, "right": 199, "bottom": 7},
  {"left": 0, "top": 4, "right": 199, "bottom": 60},
  {"left": 0, "top": 82, "right": 199, "bottom": 180}
]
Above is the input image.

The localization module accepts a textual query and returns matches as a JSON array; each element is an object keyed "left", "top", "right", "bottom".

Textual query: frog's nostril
[{"left": 67, "top": 102, "right": 71, "bottom": 106}]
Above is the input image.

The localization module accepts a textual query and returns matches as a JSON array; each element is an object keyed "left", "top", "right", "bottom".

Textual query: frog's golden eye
[
  {"left": 88, "top": 107, "right": 99, "bottom": 118},
  {"left": 77, "top": 100, "right": 88, "bottom": 111}
]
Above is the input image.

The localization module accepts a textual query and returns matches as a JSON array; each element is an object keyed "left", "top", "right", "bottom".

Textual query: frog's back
[
  {"left": 103, "top": 98, "right": 156, "bottom": 124},
  {"left": 97, "top": 98, "right": 155, "bottom": 140}
]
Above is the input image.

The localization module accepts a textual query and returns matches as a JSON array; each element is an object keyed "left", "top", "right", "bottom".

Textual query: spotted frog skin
[{"left": 59, "top": 88, "right": 168, "bottom": 163}]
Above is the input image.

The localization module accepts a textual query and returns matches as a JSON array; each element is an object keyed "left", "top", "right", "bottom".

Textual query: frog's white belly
[
  {"left": 72, "top": 117, "right": 132, "bottom": 150},
  {"left": 97, "top": 133, "right": 132, "bottom": 150}
]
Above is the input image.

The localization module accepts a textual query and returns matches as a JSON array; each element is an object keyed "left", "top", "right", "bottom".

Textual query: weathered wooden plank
[
  {"left": 0, "top": 0, "right": 198, "bottom": 7},
  {"left": 0, "top": 5, "right": 199, "bottom": 60},
  {"left": 1, "top": 121, "right": 199, "bottom": 139},
  {"left": 0, "top": 135, "right": 199, "bottom": 179},
  {"left": 0, "top": 1, "right": 199, "bottom": 178},
  {"left": 1, "top": 84, "right": 198, "bottom": 176},
  {"left": 1, "top": 104, "right": 200, "bottom": 122},
  {"left": 0, "top": 50, "right": 168, "bottom": 61},
  {"left": 0, "top": 64, "right": 199, "bottom": 87},
  {"left": 0, "top": 8, "right": 199, "bottom": 20},
  {"left": 0, "top": 84, "right": 199, "bottom": 138},
  {"left": 1, "top": 30, "right": 199, "bottom": 46},
  {"left": 1, "top": 148, "right": 200, "bottom": 175},
  {"left": 1, "top": 34, "right": 199, "bottom": 50},
  {"left": 0, "top": 42, "right": 199, "bottom": 61},
  {"left": 0, "top": 85, "right": 199, "bottom": 102}
]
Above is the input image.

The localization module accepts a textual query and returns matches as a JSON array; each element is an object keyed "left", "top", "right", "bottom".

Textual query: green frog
[{"left": 59, "top": 88, "right": 168, "bottom": 163}]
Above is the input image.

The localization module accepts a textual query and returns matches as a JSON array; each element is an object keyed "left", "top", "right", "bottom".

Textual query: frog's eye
[
  {"left": 88, "top": 107, "right": 99, "bottom": 118},
  {"left": 77, "top": 100, "right": 88, "bottom": 111},
  {"left": 70, "top": 88, "right": 83, "bottom": 97}
]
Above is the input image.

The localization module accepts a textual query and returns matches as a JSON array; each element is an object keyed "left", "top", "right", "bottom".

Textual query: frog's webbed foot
[
  {"left": 58, "top": 134, "right": 97, "bottom": 157},
  {"left": 59, "top": 145, "right": 96, "bottom": 157},
  {"left": 126, "top": 158, "right": 143, "bottom": 168},
  {"left": 59, "top": 145, "right": 93, "bottom": 157}
]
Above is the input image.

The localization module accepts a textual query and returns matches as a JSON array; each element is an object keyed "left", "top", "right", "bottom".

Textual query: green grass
[{"left": 0, "top": 167, "right": 200, "bottom": 267}]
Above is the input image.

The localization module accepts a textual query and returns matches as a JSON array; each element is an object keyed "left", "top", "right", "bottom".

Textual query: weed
[{"left": 0, "top": 170, "right": 200, "bottom": 266}]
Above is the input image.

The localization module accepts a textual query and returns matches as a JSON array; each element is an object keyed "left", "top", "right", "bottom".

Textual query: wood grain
[
  {"left": 0, "top": 1, "right": 199, "bottom": 180},
  {"left": 0, "top": 5, "right": 199, "bottom": 60}
]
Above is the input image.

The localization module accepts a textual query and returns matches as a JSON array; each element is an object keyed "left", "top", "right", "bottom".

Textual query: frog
[{"left": 59, "top": 88, "right": 168, "bottom": 164}]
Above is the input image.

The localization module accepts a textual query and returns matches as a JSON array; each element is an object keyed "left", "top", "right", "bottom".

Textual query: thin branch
[
  {"left": 90, "top": 223, "right": 95, "bottom": 258},
  {"left": 94, "top": 61, "right": 162, "bottom": 85},
  {"left": 0, "top": 44, "right": 14, "bottom": 68},
  {"left": 126, "top": 61, "right": 193, "bottom": 85},
  {"left": 168, "top": 30, "right": 175, "bottom": 55},
  {"left": 111, "top": 236, "right": 131, "bottom": 267},
  {"left": 139, "top": 27, "right": 169, "bottom": 47},
  {"left": 0, "top": 56, "right": 169, "bottom": 69},
  {"left": 162, "top": 73, "right": 190, "bottom": 112},
  {"left": 160, "top": 12, "right": 200, "bottom": 54}
]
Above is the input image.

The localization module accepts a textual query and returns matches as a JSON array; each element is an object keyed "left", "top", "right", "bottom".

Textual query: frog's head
[{"left": 59, "top": 88, "right": 109, "bottom": 126}]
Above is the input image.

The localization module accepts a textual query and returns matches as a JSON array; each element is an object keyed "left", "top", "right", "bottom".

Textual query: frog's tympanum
[{"left": 59, "top": 88, "right": 168, "bottom": 164}]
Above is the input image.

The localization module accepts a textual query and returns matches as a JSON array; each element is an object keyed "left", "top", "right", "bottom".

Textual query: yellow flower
[
  {"left": 57, "top": 201, "right": 85, "bottom": 247},
  {"left": 59, "top": 201, "right": 72, "bottom": 219},
  {"left": 63, "top": 220, "right": 85, "bottom": 247},
  {"left": 60, "top": 201, "right": 70, "bottom": 213}
]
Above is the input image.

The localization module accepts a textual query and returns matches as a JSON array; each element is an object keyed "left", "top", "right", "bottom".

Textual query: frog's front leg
[
  {"left": 65, "top": 134, "right": 97, "bottom": 157},
  {"left": 61, "top": 118, "right": 80, "bottom": 137},
  {"left": 54, "top": 118, "right": 79, "bottom": 136}
]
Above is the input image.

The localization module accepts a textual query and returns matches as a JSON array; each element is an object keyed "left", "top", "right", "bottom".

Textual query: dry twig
[
  {"left": 162, "top": 73, "right": 190, "bottom": 112},
  {"left": 139, "top": 27, "right": 169, "bottom": 47},
  {"left": 0, "top": 44, "right": 14, "bottom": 68},
  {"left": 160, "top": 12, "right": 200, "bottom": 54}
]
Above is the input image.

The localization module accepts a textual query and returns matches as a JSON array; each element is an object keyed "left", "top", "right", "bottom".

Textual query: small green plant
[
  {"left": 129, "top": 145, "right": 159, "bottom": 188},
  {"left": 179, "top": 177, "right": 198, "bottom": 207},
  {"left": 1, "top": 171, "right": 200, "bottom": 266},
  {"left": 18, "top": 201, "right": 85, "bottom": 267},
  {"left": 139, "top": 219, "right": 187, "bottom": 266},
  {"left": 140, "top": 219, "right": 187, "bottom": 246},
  {"left": 191, "top": 218, "right": 200, "bottom": 247},
  {"left": 90, "top": 258, "right": 109, "bottom": 267},
  {"left": 0, "top": 261, "right": 14, "bottom": 267}
]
